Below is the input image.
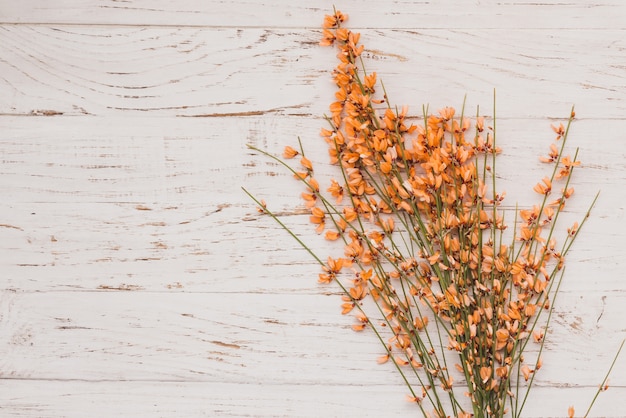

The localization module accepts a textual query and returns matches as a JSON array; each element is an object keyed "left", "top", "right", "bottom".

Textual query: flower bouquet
[{"left": 244, "top": 9, "right": 622, "bottom": 417}]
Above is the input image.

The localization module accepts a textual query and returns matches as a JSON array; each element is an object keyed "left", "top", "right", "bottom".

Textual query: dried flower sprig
[{"left": 244, "top": 9, "right": 621, "bottom": 418}]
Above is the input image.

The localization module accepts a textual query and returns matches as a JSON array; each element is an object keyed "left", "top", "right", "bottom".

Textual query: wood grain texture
[
  {"left": 1, "top": 1, "right": 625, "bottom": 416},
  {"left": 3, "top": 381, "right": 625, "bottom": 417},
  {"left": 0, "top": 117, "right": 625, "bottom": 294},
  {"left": 0, "top": 26, "right": 625, "bottom": 118},
  {"left": 0, "top": 291, "right": 624, "bottom": 416},
  {"left": 0, "top": 289, "right": 624, "bottom": 382},
  {"left": 1, "top": 0, "right": 625, "bottom": 29}
]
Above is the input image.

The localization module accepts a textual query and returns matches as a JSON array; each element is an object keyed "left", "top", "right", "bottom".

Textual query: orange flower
[
  {"left": 556, "top": 155, "right": 580, "bottom": 179},
  {"left": 539, "top": 143, "right": 559, "bottom": 163},
  {"left": 378, "top": 353, "right": 390, "bottom": 364},
  {"left": 480, "top": 366, "right": 491, "bottom": 383},
  {"left": 413, "top": 316, "right": 428, "bottom": 330},
  {"left": 320, "top": 127, "right": 334, "bottom": 139},
  {"left": 318, "top": 256, "right": 346, "bottom": 284},
  {"left": 405, "top": 394, "right": 422, "bottom": 404},
  {"left": 309, "top": 207, "right": 325, "bottom": 233},
  {"left": 341, "top": 302, "right": 355, "bottom": 314},
  {"left": 476, "top": 116, "right": 485, "bottom": 132},
  {"left": 301, "top": 192, "right": 316, "bottom": 208},
  {"left": 300, "top": 156, "right": 313, "bottom": 171},
  {"left": 568, "top": 406, "right": 575, "bottom": 418},
  {"left": 343, "top": 207, "right": 357, "bottom": 222},
  {"left": 318, "top": 273, "right": 333, "bottom": 284},
  {"left": 520, "top": 206, "right": 540, "bottom": 225},
  {"left": 293, "top": 169, "right": 308, "bottom": 180},
  {"left": 496, "top": 328, "right": 509, "bottom": 350},
  {"left": 427, "top": 251, "right": 440, "bottom": 265},
  {"left": 320, "top": 29, "right": 335, "bottom": 46},
  {"left": 327, "top": 179, "right": 344, "bottom": 203},
  {"left": 363, "top": 72, "right": 377, "bottom": 91},
  {"left": 344, "top": 239, "right": 363, "bottom": 260},
  {"left": 352, "top": 311, "right": 368, "bottom": 331},
  {"left": 542, "top": 206, "right": 554, "bottom": 224},
  {"left": 322, "top": 14, "right": 336, "bottom": 29},
  {"left": 325, "top": 230, "right": 340, "bottom": 241},
  {"left": 358, "top": 269, "right": 372, "bottom": 282},
  {"left": 335, "top": 27, "right": 350, "bottom": 42},
  {"left": 394, "top": 356, "right": 409, "bottom": 366},
  {"left": 518, "top": 226, "right": 544, "bottom": 243},
  {"left": 533, "top": 177, "right": 552, "bottom": 195},
  {"left": 552, "top": 122, "right": 565, "bottom": 139},
  {"left": 380, "top": 217, "right": 394, "bottom": 234},
  {"left": 380, "top": 160, "right": 392, "bottom": 174},
  {"left": 347, "top": 31, "right": 363, "bottom": 56},
  {"left": 322, "top": 10, "right": 347, "bottom": 28},
  {"left": 352, "top": 323, "right": 366, "bottom": 331},
  {"left": 439, "top": 107, "right": 455, "bottom": 121},
  {"left": 307, "top": 177, "right": 320, "bottom": 192},
  {"left": 567, "top": 221, "right": 579, "bottom": 237},
  {"left": 326, "top": 257, "right": 346, "bottom": 274},
  {"left": 349, "top": 284, "right": 367, "bottom": 301},
  {"left": 283, "top": 146, "right": 299, "bottom": 159},
  {"left": 336, "top": 218, "right": 347, "bottom": 232},
  {"left": 398, "top": 201, "right": 414, "bottom": 214},
  {"left": 496, "top": 366, "right": 509, "bottom": 379}
]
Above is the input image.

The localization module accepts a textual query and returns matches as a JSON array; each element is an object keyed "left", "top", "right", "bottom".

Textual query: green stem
[{"left": 583, "top": 339, "right": 625, "bottom": 418}]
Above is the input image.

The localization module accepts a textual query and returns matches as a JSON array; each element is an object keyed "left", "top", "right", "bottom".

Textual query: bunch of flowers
[{"left": 244, "top": 9, "right": 621, "bottom": 418}]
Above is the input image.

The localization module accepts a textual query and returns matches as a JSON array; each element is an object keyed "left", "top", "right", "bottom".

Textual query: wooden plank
[
  {"left": 0, "top": 116, "right": 623, "bottom": 205},
  {"left": 1, "top": 380, "right": 625, "bottom": 417},
  {"left": 1, "top": 116, "right": 624, "bottom": 293},
  {"left": 0, "top": 27, "right": 625, "bottom": 118},
  {"left": 1, "top": 202, "right": 623, "bottom": 294},
  {"left": 1, "top": 0, "right": 625, "bottom": 29},
  {"left": 0, "top": 114, "right": 620, "bottom": 220},
  {"left": 0, "top": 202, "right": 325, "bottom": 293},
  {"left": 0, "top": 290, "right": 624, "bottom": 387},
  {"left": 0, "top": 288, "right": 623, "bottom": 417}
]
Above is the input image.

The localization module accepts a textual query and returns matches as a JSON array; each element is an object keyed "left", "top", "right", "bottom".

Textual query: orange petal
[
  {"left": 568, "top": 406, "right": 575, "bottom": 418},
  {"left": 325, "top": 230, "right": 340, "bottom": 241},
  {"left": 283, "top": 146, "right": 299, "bottom": 158}
]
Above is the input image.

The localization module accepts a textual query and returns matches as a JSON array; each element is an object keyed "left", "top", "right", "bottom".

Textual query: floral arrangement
[{"left": 244, "top": 9, "right": 622, "bottom": 418}]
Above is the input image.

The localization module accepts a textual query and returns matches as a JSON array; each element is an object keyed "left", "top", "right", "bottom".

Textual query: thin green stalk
[
  {"left": 242, "top": 187, "right": 324, "bottom": 267},
  {"left": 242, "top": 187, "right": 428, "bottom": 412},
  {"left": 583, "top": 339, "right": 625, "bottom": 418}
]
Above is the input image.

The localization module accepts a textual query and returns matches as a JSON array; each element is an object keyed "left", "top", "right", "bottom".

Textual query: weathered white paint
[
  {"left": 0, "top": 1, "right": 625, "bottom": 417},
  {"left": 1, "top": 0, "right": 625, "bottom": 29}
]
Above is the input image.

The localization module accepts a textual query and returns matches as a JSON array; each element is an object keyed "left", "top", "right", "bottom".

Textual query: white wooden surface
[{"left": 1, "top": 1, "right": 625, "bottom": 416}]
